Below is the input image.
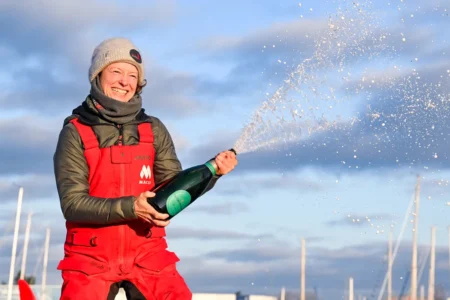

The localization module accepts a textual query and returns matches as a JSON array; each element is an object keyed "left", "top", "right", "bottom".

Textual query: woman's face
[{"left": 100, "top": 62, "right": 139, "bottom": 102}]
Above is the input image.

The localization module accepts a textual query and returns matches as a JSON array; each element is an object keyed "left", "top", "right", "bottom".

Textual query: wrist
[{"left": 131, "top": 196, "right": 138, "bottom": 218}]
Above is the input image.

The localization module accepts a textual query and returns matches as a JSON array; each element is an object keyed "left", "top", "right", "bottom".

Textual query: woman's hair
[{"left": 136, "top": 79, "right": 147, "bottom": 95}]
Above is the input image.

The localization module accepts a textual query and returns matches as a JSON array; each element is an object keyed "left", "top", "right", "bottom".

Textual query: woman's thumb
[{"left": 143, "top": 191, "right": 156, "bottom": 198}]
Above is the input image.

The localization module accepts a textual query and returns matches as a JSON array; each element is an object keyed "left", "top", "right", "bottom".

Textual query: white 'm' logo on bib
[{"left": 139, "top": 165, "right": 152, "bottom": 184}]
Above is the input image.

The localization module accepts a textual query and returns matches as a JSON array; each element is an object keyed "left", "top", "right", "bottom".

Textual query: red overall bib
[{"left": 57, "top": 118, "right": 192, "bottom": 300}]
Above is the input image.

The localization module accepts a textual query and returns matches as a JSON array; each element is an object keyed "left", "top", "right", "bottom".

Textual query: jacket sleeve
[
  {"left": 53, "top": 123, "right": 137, "bottom": 224},
  {"left": 152, "top": 117, "right": 220, "bottom": 193},
  {"left": 152, "top": 118, "right": 183, "bottom": 185}
]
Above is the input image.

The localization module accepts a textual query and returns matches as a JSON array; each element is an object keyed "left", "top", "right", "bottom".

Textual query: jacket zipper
[{"left": 117, "top": 124, "right": 126, "bottom": 273}]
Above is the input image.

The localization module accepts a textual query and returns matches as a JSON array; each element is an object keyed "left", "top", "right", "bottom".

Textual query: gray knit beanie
[{"left": 88, "top": 37, "right": 146, "bottom": 87}]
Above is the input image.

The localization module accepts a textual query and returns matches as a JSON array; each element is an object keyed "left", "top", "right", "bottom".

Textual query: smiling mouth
[{"left": 112, "top": 87, "right": 128, "bottom": 95}]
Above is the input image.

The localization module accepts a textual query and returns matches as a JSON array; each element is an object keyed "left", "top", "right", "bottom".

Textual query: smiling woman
[{"left": 52, "top": 37, "right": 238, "bottom": 300}]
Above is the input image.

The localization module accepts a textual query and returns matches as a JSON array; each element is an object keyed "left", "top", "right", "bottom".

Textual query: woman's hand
[
  {"left": 134, "top": 191, "right": 170, "bottom": 227},
  {"left": 215, "top": 150, "right": 238, "bottom": 176}
]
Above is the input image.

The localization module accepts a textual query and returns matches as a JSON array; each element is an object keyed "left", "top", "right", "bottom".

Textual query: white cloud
[
  {"left": 0, "top": 116, "right": 59, "bottom": 176},
  {"left": 166, "top": 226, "right": 271, "bottom": 240},
  {"left": 186, "top": 202, "right": 250, "bottom": 215},
  {"left": 196, "top": 18, "right": 327, "bottom": 59}
]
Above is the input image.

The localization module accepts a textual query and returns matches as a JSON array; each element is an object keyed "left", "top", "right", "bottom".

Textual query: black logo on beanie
[{"left": 130, "top": 49, "right": 142, "bottom": 63}]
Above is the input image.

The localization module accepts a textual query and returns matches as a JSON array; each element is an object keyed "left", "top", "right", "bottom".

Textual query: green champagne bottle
[{"left": 148, "top": 148, "right": 236, "bottom": 219}]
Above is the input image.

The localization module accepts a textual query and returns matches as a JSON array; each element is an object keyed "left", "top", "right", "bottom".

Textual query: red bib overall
[{"left": 57, "top": 118, "right": 192, "bottom": 300}]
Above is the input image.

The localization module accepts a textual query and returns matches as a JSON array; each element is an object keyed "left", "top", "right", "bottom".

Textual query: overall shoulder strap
[
  {"left": 137, "top": 122, "right": 154, "bottom": 144},
  {"left": 69, "top": 118, "right": 99, "bottom": 150}
]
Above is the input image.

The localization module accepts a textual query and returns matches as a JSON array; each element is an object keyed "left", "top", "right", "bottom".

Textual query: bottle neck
[{"left": 204, "top": 160, "right": 218, "bottom": 176}]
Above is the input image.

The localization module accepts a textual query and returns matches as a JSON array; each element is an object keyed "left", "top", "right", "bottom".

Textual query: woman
[{"left": 53, "top": 37, "right": 237, "bottom": 300}]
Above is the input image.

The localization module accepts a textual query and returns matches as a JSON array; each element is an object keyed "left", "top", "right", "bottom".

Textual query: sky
[{"left": 0, "top": 0, "right": 450, "bottom": 299}]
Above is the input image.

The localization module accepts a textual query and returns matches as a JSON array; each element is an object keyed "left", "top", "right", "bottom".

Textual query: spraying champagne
[{"left": 148, "top": 148, "right": 237, "bottom": 219}]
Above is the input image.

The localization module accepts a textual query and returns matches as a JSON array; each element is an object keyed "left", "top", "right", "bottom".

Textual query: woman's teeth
[{"left": 112, "top": 88, "right": 127, "bottom": 95}]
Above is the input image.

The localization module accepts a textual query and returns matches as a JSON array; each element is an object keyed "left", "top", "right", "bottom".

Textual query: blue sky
[{"left": 1, "top": 0, "right": 450, "bottom": 299}]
